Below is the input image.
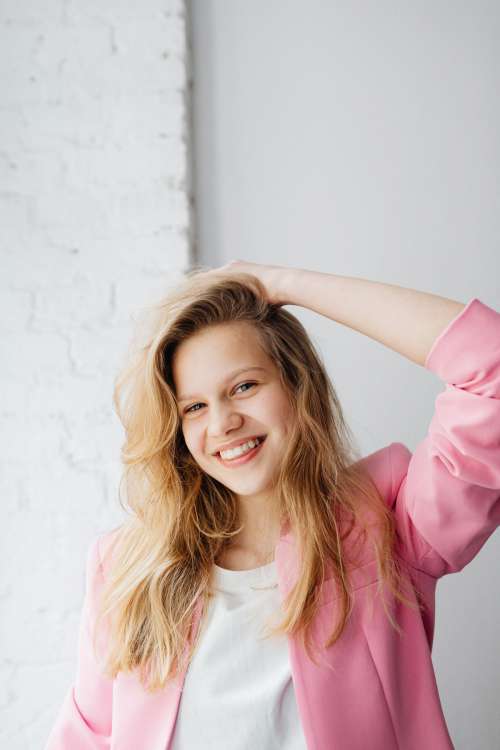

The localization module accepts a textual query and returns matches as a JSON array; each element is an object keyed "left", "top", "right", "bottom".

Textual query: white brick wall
[{"left": 0, "top": 1, "right": 193, "bottom": 746}]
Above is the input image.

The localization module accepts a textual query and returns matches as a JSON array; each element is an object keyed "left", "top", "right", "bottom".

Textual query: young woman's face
[{"left": 172, "top": 321, "right": 294, "bottom": 500}]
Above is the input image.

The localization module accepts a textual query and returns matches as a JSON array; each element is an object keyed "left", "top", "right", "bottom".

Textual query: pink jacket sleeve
[
  {"left": 389, "top": 297, "right": 500, "bottom": 579},
  {"left": 44, "top": 535, "right": 113, "bottom": 749}
]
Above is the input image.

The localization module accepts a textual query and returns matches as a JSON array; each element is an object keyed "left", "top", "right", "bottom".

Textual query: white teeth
[{"left": 219, "top": 437, "right": 262, "bottom": 460}]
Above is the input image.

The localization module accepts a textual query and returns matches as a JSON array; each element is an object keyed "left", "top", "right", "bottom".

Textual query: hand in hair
[{"left": 202, "top": 259, "right": 292, "bottom": 306}]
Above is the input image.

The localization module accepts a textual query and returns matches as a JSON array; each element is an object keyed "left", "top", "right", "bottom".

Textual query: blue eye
[
  {"left": 235, "top": 381, "right": 255, "bottom": 394},
  {"left": 184, "top": 382, "right": 256, "bottom": 414},
  {"left": 185, "top": 403, "right": 202, "bottom": 414}
]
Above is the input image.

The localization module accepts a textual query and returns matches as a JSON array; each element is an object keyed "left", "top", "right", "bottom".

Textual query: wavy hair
[{"left": 93, "top": 267, "right": 424, "bottom": 692}]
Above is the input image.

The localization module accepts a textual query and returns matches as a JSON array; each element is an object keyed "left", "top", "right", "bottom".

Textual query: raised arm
[{"left": 278, "top": 269, "right": 466, "bottom": 367}]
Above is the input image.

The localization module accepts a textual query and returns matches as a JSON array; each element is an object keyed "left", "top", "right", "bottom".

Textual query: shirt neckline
[{"left": 212, "top": 559, "right": 278, "bottom": 592}]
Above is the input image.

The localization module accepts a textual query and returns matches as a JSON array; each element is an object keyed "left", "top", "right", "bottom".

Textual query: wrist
[{"left": 272, "top": 266, "right": 302, "bottom": 306}]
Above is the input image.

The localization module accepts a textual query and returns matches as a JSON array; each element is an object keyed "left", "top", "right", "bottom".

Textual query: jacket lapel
[{"left": 112, "top": 597, "right": 205, "bottom": 750}]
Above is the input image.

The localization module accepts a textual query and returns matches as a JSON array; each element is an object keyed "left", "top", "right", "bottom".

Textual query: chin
[{"left": 227, "top": 475, "right": 274, "bottom": 494}]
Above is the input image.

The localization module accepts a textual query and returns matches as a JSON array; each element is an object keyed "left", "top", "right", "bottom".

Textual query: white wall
[
  {"left": 0, "top": 1, "right": 192, "bottom": 746},
  {"left": 190, "top": 1, "right": 500, "bottom": 747}
]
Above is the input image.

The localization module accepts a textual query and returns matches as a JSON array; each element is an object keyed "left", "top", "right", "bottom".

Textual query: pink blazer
[{"left": 45, "top": 297, "right": 500, "bottom": 750}]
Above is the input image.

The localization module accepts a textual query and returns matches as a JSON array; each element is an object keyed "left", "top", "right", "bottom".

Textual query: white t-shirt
[{"left": 170, "top": 559, "right": 308, "bottom": 749}]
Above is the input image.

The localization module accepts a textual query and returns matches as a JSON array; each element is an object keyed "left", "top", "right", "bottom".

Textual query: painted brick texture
[{"left": 0, "top": 1, "right": 193, "bottom": 746}]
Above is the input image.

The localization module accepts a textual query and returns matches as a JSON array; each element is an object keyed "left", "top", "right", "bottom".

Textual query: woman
[{"left": 45, "top": 261, "right": 500, "bottom": 749}]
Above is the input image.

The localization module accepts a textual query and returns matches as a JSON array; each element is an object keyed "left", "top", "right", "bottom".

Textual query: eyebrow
[{"left": 177, "top": 366, "right": 267, "bottom": 403}]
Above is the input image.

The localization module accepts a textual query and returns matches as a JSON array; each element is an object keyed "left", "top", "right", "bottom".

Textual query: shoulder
[
  {"left": 89, "top": 525, "right": 125, "bottom": 579},
  {"left": 356, "top": 442, "right": 412, "bottom": 506}
]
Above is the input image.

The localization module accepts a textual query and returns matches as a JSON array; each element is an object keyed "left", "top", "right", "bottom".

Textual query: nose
[{"left": 207, "top": 402, "right": 243, "bottom": 439}]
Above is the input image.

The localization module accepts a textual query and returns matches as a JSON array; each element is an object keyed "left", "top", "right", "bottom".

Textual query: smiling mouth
[
  {"left": 214, "top": 435, "right": 266, "bottom": 456},
  {"left": 215, "top": 435, "right": 267, "bottom": 463}
]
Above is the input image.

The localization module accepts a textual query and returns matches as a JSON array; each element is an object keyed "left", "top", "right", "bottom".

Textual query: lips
[
  {"left": 213, "top": 435, "right": 266, "bottom": 456},
  {"left": 215, "top": 435, "right": 267, "bottom": 466}
]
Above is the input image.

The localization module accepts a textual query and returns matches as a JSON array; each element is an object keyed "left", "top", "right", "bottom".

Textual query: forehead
[{"left": 172, "top": 322, "right": 272, "bottom": 399}]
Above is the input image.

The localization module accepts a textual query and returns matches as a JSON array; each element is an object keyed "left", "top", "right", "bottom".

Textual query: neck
[{"left": 220, "top": 492, "right": 283, "bottom": 566}]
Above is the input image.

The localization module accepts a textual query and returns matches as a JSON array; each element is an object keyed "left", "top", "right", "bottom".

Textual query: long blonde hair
[{"left": 93, "top": 267, "right": 424, "bottom": 692}]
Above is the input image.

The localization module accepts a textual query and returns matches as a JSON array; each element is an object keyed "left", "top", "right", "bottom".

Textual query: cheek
[
  {"left": 183, "top": 427, "right": 205, "bottom": 458},
  {"left": 265, "top": 393, "right": 293, "bottom": 428}
]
